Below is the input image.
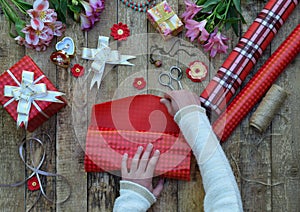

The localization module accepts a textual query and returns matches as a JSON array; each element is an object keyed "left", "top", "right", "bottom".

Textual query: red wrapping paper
[
  {"left": 0, "top": 56, "right": 67, "bottom": 132},
  {"left": 200, "top": 0, "right": 298, "bottom": 116},
  {"left": 213, "top": 24, "right": 300, "bottom": 142},
  {"left": 84, "top": 95, "right": 191, "bottom": 181}
]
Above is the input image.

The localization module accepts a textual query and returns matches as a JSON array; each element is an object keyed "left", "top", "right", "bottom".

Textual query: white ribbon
[
  {"left": 4, "top": 70, "right": 65, "bottom": 129},
  {"left": 82, "top": 36, "right": 136, "bottom": 89}
]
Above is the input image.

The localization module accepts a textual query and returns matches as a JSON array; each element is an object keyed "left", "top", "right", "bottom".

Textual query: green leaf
[
  {"left": 196, "top": 0, "right": 207, "bottom": 5},
  {"left": 59, "top": 0, "right": 68, "bottom": 22},
  {"left": 233, "top": 0, "right": 242, "bottom": 14},
  {"left": 225, "top": 17, "right": 241, "bottom": 23},
  {"left": 201, "top": 4, "right": 216, "bottom": 13},
  {"left": 225, "top": 22, "right": 231, "bottom": 31},
  {"left": 68, "top": 4, "right": 81, "bottom": 14},
  {"left": 216, "top": 1, "right": 226, "bottom": 14},
  {"left": 202, "top": 0, "right": 221, "bottom": 9},
  {"left": 15, "top": 19, "right": 26, "bottom": 38},
  {"left": 232, "top": 22, "right": 239, "bottom": 36},
  {"left": 12, "top": 0, "right": 32, "bottom": 13}
]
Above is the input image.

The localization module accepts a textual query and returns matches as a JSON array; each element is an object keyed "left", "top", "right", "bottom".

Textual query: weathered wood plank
[
  {"left": 270, "top": 5, "right": 300, "bottom": 212},
  {"left": 56, "top": 20, "right": 87, "bottom": 211},
  {"left": 176, "top": 0, "right": 206, "bottom": 211},
  {"left": 147, "top": 1, "right": 181, "bottom": 211},
  {"left": 229, "top": 1, "right": 273, "bottom": 211},
  {"left": 86, "top": 0, "right": 119, "bottom": 211},
  {"left": 0, "top": 7, "right": 26, "bottom": 212}
]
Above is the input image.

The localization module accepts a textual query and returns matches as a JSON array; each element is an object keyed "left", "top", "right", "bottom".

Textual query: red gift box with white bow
[{"left": 0, "top": 56, "right": 67, "bottom": 132}]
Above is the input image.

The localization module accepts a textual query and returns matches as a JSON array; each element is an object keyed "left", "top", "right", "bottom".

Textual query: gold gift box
[{"left": 147, "top": 1, "right": 183, "bottom": 40}]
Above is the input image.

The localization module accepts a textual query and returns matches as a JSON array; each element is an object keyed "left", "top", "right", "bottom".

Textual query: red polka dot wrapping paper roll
[
  {"left": 200, "top": 0, "right": 298, "bottom": 116},
  {"left": 213, "top": 24, "right": 300, "bottom": 142},
  {"left": 84, "top": 95, "right": 192, "bottom": 181}
]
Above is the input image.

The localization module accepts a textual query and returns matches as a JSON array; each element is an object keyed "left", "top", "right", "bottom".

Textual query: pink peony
[
  {"left": 181, "top": 0, "right": 202, "bottom": 22},
  {"left": 203, "top": 28, "right": 229, "bottom": 57},
  {"left": 185, "top": 19, "right": 209, "bottom": 42}
]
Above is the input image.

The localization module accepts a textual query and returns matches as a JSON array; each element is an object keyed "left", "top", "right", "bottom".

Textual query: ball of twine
[{"left": 249, "top": 84, "right": 288, "bottom": 133}]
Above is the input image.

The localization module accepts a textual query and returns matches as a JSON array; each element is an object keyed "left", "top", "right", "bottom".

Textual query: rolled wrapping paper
[
  {"left": 249, "top": 84, "right": 288, "bottom": 133},
  {"left": 200, "top": 0, "right": 299, "bottom": 116},
  {"left": 213, "top": 24, "right": 300, "bottom": 142}
]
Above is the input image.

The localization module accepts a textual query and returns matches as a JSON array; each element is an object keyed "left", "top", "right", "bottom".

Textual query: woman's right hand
[{"left": 160, "top": 90, "right": 201, "bottom": 116}]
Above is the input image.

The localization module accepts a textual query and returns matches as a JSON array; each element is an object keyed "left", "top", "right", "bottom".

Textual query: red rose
[{"left": 110, "top": 22, "right": 130, "bottom": 41}]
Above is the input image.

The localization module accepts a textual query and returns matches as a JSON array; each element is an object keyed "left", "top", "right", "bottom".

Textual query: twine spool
[{"left": 249, "top": 84, "right": 287, "bottom": 133}]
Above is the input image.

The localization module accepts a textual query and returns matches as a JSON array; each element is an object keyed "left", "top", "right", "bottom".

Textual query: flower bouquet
[
  {"left": 182, "top": 0, "right": 245, "bottom": 57},
  {"left": 0, "top": 0, "right": 105, "bottom": 51}
]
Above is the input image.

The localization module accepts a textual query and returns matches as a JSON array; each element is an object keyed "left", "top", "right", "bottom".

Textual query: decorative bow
[
  {"left": 0, "top": 134, "right": 71, "bottom": 208},
  {"left": 4, "top": 70, "right": 65, "bottom": 129},
  {"left": 82, "top": 36, "right": 136, "bottom": 89}
]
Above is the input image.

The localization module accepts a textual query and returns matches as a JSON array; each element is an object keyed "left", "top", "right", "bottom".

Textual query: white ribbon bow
[
  {"left": 4, "top": 70, "right": 65, "bottom": 129},
  {"left": 82, "top": 36, "right": 136, "bottom": 89}
]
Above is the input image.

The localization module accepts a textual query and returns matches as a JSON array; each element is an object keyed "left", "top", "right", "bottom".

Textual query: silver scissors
[{"left": 158, "top": 66, "right": 183, "bottom": 90}]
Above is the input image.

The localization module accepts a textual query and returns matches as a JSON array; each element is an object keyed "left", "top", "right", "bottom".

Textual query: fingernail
[
  {"left": 148, "top": 143, "right": 153, "bottom": 148},
  {"left": 154, "top": 149, "right": 160, "bottom": 155},
  {"left": 123, "top": 153, "right": 128, "bottom": 158},
  {"left": 138, "top": 146, "right": 143, "bottom": 151}
]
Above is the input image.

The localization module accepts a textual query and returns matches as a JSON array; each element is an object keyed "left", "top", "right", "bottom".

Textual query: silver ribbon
[
  {"left": 0, "top": 134, "right": 71, "bottom": 208},
  {"left": 3, "top": 70, "right": 65, "bottom": 129},
  {"left": 82, "top": 36, "right": 136, "bottom": 89}
]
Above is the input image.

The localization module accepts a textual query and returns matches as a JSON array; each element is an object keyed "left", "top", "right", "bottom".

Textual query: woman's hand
[
  {"left": 121, "top": 143, "right": 164, "bottom": 198},
  {"left": 160, "top": 90, "right": 201, "bottom": 116}
]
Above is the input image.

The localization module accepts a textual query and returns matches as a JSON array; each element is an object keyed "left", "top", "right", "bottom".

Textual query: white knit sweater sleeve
[
  {"left": 113, "top": 180, "right": 156, "bottom": 212},
  {"left": 174, "top": 105, "right": 243, "bottom": 212}
]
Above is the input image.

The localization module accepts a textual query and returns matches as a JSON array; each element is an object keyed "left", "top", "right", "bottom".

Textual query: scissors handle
[
  {"left": 159, "top": 73, "right": 175, "bottom": 90},
  {"left": 169, "top": 66, "right": 183, "bottom": 89}
]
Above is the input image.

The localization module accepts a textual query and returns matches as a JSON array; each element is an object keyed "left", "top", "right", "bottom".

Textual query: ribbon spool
[{"left": 249, "top": 84, "right": 288, "bottom": 133}]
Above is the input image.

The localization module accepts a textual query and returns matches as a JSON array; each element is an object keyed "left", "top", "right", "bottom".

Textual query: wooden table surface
[{"left": 0, "top": 0, "right": 299, "bottom": 211}]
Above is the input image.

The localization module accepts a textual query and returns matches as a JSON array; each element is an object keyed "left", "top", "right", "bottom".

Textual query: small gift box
[
  {"left": 0, "top": 56, "right": 66, "bottom": 132},
  {"left": 147, "top": 1, "right": 183, "bottom": 40},
  {"left": 84, "top": 95, "right": 191, "bottom": 181}
]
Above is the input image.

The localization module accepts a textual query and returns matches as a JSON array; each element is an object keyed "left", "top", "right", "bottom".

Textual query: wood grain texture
[
  {"left": 0, "top": 0, "right": 299, "bottom": 211},
  {"left": 0, "top": 8, "right": 26, "bottom": 212}
]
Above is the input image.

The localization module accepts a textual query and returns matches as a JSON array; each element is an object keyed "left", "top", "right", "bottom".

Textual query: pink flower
[
  {"left": 15, "top": 36, "right": 25, "bottom": 45},
  {"left": 50, "top": 21, "right": 66, "bottom": 36},
  {"left": 27, "top": 0, "right": 57, "bottom": 30},
  {"left": 80, "top": 0, "right": 93, "bottom": 17},
  {"left": 22, "top": 24, "right": 52, "bottom": 45},
  {"left": 185, "top": 19, "right": 209, "bottom": 42},
  {"left": 203, "top": 28, "right": 229, "bottom": 57},
  {"left": 80, "top": 13, "right": 92, "bottom": 30},
  {"left": 89, "top": 0, "right": 105, "bottom": 13},
  {"left": 181, "top": 0, "right": 202, "bottom": 22}
]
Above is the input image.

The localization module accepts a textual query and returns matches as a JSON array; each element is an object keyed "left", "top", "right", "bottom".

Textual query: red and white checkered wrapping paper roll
[
  {"left": 213, "top": 24, "right": 300, "bottom": 142},
  {"left": 200, "top": 0, "right": 298, "bottom": 116}
]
